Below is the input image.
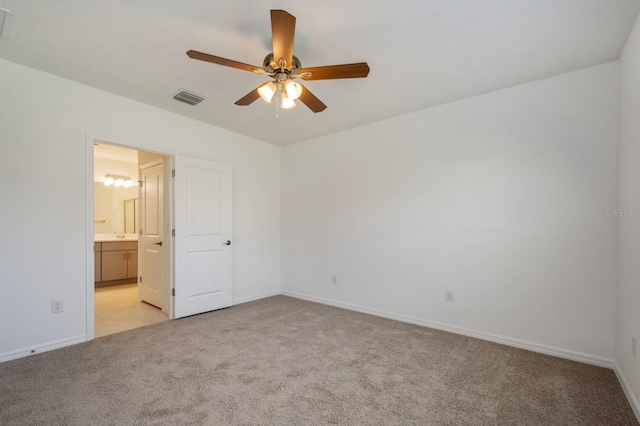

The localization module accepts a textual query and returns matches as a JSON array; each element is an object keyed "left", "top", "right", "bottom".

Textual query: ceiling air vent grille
[{"left": 173, "top": 90, "right": 205, "bottom": 106}]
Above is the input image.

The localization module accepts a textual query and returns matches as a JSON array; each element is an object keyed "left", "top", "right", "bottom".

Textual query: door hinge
[
  {"left": 139, "top": 228, "right": 143, "bottom": 235},
  {"left": 171, "top": 169, "right": 175, "bottom": 177},
  {"left": 171, "top": 229, "right": 175, "bottom": 237},
  {"left": 172, "top": 288, "right": 175, "bottom": 296},
  {"left": 139, "top": 276, "right": 142, "bottom": 283},
  {"left": 138, "top": 180, "right": 143, "bottom": 188}
]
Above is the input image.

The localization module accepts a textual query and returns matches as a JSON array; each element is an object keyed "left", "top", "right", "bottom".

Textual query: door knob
[
  {"left": 223, "top": 240, "right": 231, "bottom": 246},
  {"left": 153, "top": 241, "right": 163, "bottom": 246}
]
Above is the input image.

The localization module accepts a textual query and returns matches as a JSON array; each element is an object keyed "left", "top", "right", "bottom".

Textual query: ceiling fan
[{"left": 186, "top": 9, "right": 370, "bottom": 113}]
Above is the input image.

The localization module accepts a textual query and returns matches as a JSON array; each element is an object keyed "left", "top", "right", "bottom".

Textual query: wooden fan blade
[
  {"left": 299, "top": 63, "right": 370, "bottom": 80},
  {"left": 298, "top": 84, "right": 327, "bottom": 113},
  {"left": 187, "top": 50, "right": 264, "bottom": 74},
  {"left": 271, "top": 10, "right": 296, "bottom": 69},
  {"left": 234, "top": 87, "right": 262, "bottom": 106}
]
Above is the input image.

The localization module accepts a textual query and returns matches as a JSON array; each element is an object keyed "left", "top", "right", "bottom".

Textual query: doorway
[
  {"left": 92, "top": 142, "right": 171, "bottom": 337},
  {"left": 85, "top": 137, "right": 235, "bottom": 341}
]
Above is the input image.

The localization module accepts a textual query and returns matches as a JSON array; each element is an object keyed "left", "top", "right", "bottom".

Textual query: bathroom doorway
[{"left": 92, "top": 142, "right": 170, "bottom": 337}]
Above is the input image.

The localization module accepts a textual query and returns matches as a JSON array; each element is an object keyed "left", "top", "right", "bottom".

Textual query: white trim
[
  {"left": 281, "top": 290, "right": 615, "bottom": 368},
  {"left": 614, "top": 363, "right": 640, "bottom": 422},
  {"left": 85, "top": 134, "right": 95, "bottom": 341},
  {"left": 139, "top": 158, "right": 163, "bottom": 170},
  {"left": 168, "top": 154, "right": 176, "bottom": 319},
  {"left": 0, "top": 335, "right": 87, "bottom": 363},
  {"left": 233, "top": 290, "right": 281, "bottom": 306},
  {"left": 166, "top": 156, "right": 175, "bottom": 319}
]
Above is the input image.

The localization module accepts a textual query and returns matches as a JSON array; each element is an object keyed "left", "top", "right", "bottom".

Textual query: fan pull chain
[{"left": 275, "top": 85, "right": 280, "bottom": 120}]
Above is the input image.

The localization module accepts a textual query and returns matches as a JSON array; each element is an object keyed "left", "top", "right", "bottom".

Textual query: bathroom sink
[{"left": 94, "top": 233, "right": 138, "bottom": 242}]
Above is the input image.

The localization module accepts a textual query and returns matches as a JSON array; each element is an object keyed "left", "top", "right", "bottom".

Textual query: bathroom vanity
[{"left": 94, "top": 235, "right": 138, "bottom": 287}]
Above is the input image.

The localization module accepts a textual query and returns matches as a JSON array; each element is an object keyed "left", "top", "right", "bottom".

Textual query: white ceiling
[{"left": 0, "top": 1, "right": 638, "bottom": 146}]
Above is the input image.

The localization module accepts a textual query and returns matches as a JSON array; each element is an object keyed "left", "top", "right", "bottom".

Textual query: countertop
[{"left": 95, "top": 234, "right": 138, "bottom": 243}]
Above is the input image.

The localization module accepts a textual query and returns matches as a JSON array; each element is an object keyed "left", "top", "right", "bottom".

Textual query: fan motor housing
[{"left": 264, "top": 53, "right": 301, "bottom": 74}]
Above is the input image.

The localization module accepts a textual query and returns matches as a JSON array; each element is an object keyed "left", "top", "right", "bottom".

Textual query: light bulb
[
  {"left": 285, "top": 81, "right": 302, "bottom": 100},
  {"left": 281, "top": 94, "right": 296, "bottom": 109},
  {"left": 258, "top": 82, "right": 276, "bottom": 103},
  {"left": 104, "top": 176, "right": 114, "bottom": 186},
  {"left": 114, "top": 178, "right": 124, "bottom": 187},
  {"left": 124, "top": 180, "right": 133, "bottom": 188}
]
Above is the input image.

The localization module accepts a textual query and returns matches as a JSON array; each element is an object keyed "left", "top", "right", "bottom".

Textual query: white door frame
[{"left": 85, "top": 135, "right": 174, "bottom": 340}]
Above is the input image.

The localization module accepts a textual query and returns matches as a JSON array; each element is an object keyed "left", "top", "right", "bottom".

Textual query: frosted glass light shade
[
  {"left": 105, "top": 175, "right": 134, "bottom": 187},
  {"left": 281, "top": 95, "right": 296, "bottom": 109},
  {"left": 258, "top": 82, "right": 276, "bottom": 103},
  {"left": 285, "top": 81, "right": 302, "bottom": 100}
]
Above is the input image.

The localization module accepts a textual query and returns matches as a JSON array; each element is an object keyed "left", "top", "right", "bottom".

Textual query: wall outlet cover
[
  {"left": 445, "top": 291, "right": 454, "bottom": 302},
  {"left": 51, "top": 300, "right": 64, "bottom": 313}
]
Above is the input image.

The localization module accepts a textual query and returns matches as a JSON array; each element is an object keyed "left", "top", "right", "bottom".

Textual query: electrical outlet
[
  {"left": 633, "top": 336, "right": 637, "bottom": 358},
  {"left": 445, "top": 291, "right": 454, "bottom": 302},
  {"left": 331, "top": 274, "right": 338, "bottom": 284},
  {"left": 51, "top": 300, "right": 64, "bottom": 313}
]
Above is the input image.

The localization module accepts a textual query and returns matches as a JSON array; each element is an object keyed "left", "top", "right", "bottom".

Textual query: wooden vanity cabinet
[
  {"left": 95, "top": 241, "right": 138, "bottom": 284},
  {"left": 94, "top": 243, "right": 102, "bottom": 282}
]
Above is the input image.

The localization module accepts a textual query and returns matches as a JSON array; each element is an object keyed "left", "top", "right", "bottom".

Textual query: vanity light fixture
[{"left": 104, "top": 175, "right": 134, "bottom": 188}]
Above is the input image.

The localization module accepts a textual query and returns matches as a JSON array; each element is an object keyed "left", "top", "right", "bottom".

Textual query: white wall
[
  {"left": 0, "top": 58, "right": 281, "bottom": 360},
  {"left": 282, "top": 62, "right": 619, "bottom": 365},
  {"left": 617, "top": 11, "right": 640, "bottom": 417}
]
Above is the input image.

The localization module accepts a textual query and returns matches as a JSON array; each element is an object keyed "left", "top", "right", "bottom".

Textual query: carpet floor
[{"left": 0, "top": 295, "right": 637, "bottom": 425}]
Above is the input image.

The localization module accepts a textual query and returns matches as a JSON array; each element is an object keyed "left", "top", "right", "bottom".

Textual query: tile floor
[{"left": 95, "top": 283, "right": 168, "bottom": 338}]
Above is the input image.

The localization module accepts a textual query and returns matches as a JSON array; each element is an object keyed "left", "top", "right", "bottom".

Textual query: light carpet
[{"left": 0, "top": 296, "right": 637, "bottom": 425}]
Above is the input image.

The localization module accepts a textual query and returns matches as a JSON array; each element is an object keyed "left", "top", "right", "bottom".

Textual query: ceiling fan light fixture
[
  {"left": 258, "top": 82, "right": 277, "bottom": 103},
  {"left": 285, "top": 81, "right": 302, "bottom": 100},
  {"left": 185, "top": 9, "right": 369, "bottom": 114},
  {"left": 281, "top": 93, "right": 296, "bottom": 109}
]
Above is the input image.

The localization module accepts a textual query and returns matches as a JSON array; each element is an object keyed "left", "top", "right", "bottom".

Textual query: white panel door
[
  {"left": 140, "top": 163, "right": 164, "bottom": 308},
  {"left": 174, "top": 156, "right": 232, "bottom": 319}
]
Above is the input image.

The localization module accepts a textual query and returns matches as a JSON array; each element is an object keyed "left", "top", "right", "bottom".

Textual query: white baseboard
[
  {"left": 281, "top": 290, "right": 614, "bottom": 368},
  {"left": 233, "top": 290, "right": 280, "bottom": 306},
  {"left": 614, "top": 363, "right": 640, "bottom": 422},
  {"left": 0, "top": 334, "right": 87, "bottom": 363}
]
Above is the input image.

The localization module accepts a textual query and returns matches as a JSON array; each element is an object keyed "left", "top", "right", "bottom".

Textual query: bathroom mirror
[
  {"left": 94, "top": 182, "right": 138, "bottom": 234},
  {"left": 124, "top": 198, "right": 139, "bottom": 233}
]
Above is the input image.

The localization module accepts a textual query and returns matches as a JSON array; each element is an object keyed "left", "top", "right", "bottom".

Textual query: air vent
[{"left": 173, "top": 90, "right": 205, "bottom": 106}]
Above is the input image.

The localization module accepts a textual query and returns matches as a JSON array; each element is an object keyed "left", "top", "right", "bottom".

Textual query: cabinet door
[
  {"left": 101, "top": 250, "right": 128, "bottom": 281},
  {"left": 95, "top": 251, "right": 102, "bottom": 282},
  {"left": 127, "top": 250, "right": 138, "bottom": 279}
]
